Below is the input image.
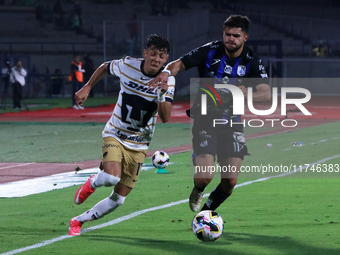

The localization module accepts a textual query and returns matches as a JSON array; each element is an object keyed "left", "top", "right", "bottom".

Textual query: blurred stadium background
[{"left": 1, "top": 0, "right": 340, "bottom": 106}]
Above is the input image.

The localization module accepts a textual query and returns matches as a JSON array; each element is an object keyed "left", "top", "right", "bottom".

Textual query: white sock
[
  {"left": 91, "top": 170, "right": 120, "bottom": 188},
  {"left": 76, "top": 193, "right": 126, "bottom": 223}
]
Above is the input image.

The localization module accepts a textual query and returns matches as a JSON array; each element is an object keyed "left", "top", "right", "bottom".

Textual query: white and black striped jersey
[{"left": 102, "top": 56, "right": 175, "bottom": 150}]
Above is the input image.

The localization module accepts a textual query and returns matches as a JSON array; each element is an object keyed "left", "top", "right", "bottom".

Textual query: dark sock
[{"left": 201, "top": 185, "right": 231, "bottom": 211}]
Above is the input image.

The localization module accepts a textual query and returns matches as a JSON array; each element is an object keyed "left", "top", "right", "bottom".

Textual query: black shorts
[{"left": 192, "top": 121, "right": 249, "bottom": 162}]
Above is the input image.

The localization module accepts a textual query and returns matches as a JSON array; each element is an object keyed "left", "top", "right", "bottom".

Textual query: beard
[{"left": 225, "top": 44, "right": 242, "bottom": 54}]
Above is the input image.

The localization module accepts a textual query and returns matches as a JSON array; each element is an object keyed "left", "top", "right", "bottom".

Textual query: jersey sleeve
[
  {"left": 107, "top": 58, "right": 124, "bottom": 78},
  {"left": 165, "top": 76, "right": 175, "bottom": 103},
  {"left": 245, "top": 57, "right": 269, "bottom": 91},
  {"left": 180, "top": 42, "right": 212, "bottom": 70},
  {"left": 249, "top": 57, "right": 268, "bottom": 79}
]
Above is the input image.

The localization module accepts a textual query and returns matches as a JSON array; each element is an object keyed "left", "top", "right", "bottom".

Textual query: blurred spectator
[
  {"left": 53, "top": 0, "right": 65, "bottom": 28},
  {"left": 68, "top": 2, "right": 83, "bottom": 34},
  {"left": 69, "top": 54, "right": 85, "bottom": 109},
  {"left": 50, "top": 68, "right": 64, "bottom": 96},
  {"left": 127, "top": 14, "right": 138, "bottom": 42},
  {"left": 313, "top": 43, "right": 328, "bottom": 57},
  {"left": 1, "top": 59, "right": 11, "bottom": 90},
  {"left": 126, "top": 14, "right": 139, "bottom": 55},
  {"left": 83, "top": 54, "right": 95, "bottom": 98},
  {"left": 9, "top": 60, "right": 27, "bottom": 110},
  {"left": 1, "top": 58, "right": 11, "bottom": 109},
  {"left": 35, "top": 1, "right": 45, "bottom": 27}
]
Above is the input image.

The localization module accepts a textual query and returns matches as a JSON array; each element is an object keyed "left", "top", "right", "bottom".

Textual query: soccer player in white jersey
[{"left": 69, "top": 34, "right": 175, "bottom": 236}]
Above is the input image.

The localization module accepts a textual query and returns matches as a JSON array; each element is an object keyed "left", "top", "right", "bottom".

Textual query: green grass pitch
[{"left": 0, "top": 122, "right": 339, "bottom": 254}]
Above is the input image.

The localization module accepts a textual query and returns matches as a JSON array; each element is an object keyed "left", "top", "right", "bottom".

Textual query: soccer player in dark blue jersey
[{"left": 150, "top": 15, "right": 271, "bottom": 212}]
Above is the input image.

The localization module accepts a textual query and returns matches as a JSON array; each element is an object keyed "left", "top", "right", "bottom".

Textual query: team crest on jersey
[
  {"left": 237, "top": 65, "right": 246, "bottom": 76},
  {"left": 224, "top": 64, "right": 232, "bottom": 74}
]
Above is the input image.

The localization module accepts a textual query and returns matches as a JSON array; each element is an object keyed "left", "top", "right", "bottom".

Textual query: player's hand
[
  {"left": 75, "top": 85, "right": 91, "bottom": 106},
  {"left": 157, "top": 80, "right": 168, "bottom": 103},
  {"left": 148, "top": 71, "right": 169, "bottom": 89},
  {"left": 237, "top": 85, "right": 247, "bottom": 98}
]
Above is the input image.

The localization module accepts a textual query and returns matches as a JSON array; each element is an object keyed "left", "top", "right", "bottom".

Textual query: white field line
[
  {"left": 0, "top": 163, "right": 35, "bottom": 170},
  {"left": 1, "top": 154, "right": 340, "bottom": 255}
]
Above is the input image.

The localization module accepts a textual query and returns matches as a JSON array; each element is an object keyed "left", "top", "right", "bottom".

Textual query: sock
[
  {"left": 76, "top": 192, "right": 126, "bottom": 223},
  {"left": 92, "top": 170, "right": 120, "bottom": 188},
  {"left": 201, "top": 185, "right": 231, "bottom": 211}
]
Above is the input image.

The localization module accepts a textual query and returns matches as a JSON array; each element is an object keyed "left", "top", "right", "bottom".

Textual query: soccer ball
[
  {"left": 192, "top": 210, "right": 224, "bottom": 242},
  {"left": 151, "top": 150, "right": 170, "bottom": 168}
]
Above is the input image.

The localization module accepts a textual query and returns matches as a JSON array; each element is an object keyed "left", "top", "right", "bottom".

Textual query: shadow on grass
[{"left": 84, "top": 232, "right": 339, "bottom": 255}]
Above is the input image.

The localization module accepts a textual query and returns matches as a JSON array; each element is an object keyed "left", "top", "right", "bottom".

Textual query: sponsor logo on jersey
[
  {"left": 125, "top": 81, "right": 155, "bottom": 94},
  {"left": 222, "top": 76, "right": 230, "bottom": 84},
  {"left": 116, "top": 130, "right": 144, "bottom": 143},
  {"left": 187, "top": 48, "right": 199, "bottom": 56},
  {"left": 103, "top": 144, "right": 119, "bottom": 148},
  {"left": 209, "top": 44, "right": 219, "bottom": 49}
]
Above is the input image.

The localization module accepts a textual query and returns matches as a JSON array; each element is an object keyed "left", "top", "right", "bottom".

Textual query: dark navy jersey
[
  {"left": 180, "top": 40, "right": 268, "bottom": 126},
  {"left": 180, "top": 40, "right": 268, "bottom": 82}
]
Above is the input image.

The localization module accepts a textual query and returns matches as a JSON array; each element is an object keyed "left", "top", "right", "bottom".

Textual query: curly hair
[{"left": 146, "top": 34, "right": 170, "bottom": 53}]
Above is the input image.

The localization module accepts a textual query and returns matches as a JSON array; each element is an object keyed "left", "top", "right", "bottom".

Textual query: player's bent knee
[
  {"left": 221, "top": 178, "right": 238, "bottom": 189},
  {"left": 109, "top": 192, "right": 126, "bottom": 207},
  {"left": 195, "top": 177, "right": 212, "bottom": 187},
  {"left": 93, "top": 170, "right": 120, "bottom": 188}
]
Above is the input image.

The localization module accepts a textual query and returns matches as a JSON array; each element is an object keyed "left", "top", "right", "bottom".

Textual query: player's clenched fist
[{"left": 75, "top": 85, "right": 91, "bottom": 106}]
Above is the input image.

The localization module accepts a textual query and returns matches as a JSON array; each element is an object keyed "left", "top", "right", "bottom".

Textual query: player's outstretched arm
[
  {"left": 158, "top": 101, "right": 172, "bottom": 123},
  {"left": 157, "top": 76, "right": 175, "bottom": 123},
  {"left": 75, "top": 61, "right": 110, "bottom": 106},
  {"left": 237, "top": 83, "right": 271, "bottom": 103},
  {"left": 252, "top": 83, "right": 271, "bottom": 102},
  {"left": 148, "top": 59, "right": 185, "bottom": 89}
]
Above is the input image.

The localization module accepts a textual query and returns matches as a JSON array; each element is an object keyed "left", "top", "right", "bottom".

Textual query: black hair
[
  {"left": 223, "top": 15, "right": 250, "bottom": 34},
  {"left": 146, "top": 34, "right": 170, "bottom": 53}
]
